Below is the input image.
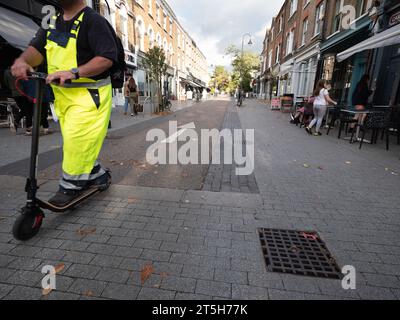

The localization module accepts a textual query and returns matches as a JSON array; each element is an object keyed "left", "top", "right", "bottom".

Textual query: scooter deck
[{"left": 37, "top": 187, "right": 101, "bottom": 212}]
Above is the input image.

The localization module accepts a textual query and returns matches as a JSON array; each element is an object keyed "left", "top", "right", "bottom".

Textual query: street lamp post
[{"left": 240, "top": 33, "right": 253, "bottom": 94}]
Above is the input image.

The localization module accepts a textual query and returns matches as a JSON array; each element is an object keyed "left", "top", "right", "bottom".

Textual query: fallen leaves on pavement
[
  {"left": 76, "top": 228, "right": 97, "bottom": 236},
  {"left": 303, "top": 163, "right": 310, "bottom": 168},
  {"left": 127, "top": 198, "right": 138, "bottom": 204},
  {"left": 141, "top": 264, "right": 154, "bottom": 285}
]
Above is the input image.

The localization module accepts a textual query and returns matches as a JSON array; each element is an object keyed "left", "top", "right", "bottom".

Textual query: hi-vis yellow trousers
[{"left": 46, "top": 12, "right": 112, "bottom": 190}]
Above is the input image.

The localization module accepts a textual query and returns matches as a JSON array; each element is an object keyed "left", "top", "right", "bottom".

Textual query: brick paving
[
  {"left": 202, "top": 104, "right": 259, "bottom": 194},
  {"left": 0, "top": 99, "right": 399, "bottom": 300}
]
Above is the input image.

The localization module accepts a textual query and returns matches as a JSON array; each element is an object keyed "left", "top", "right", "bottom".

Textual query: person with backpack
[
  {"left": 306, "top": 80, "right": 337, "bottom": 136},
  {"left": 11, "top": 0, "right": 120, "bottom": 207},
  {"left": 128, "top": 77, "right": 139, "bottom": 117}
]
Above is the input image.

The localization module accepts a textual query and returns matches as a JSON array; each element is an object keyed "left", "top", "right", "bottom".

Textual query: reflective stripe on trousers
[{"left": 46, "top": 11, "right": 112, "bottom": 190}]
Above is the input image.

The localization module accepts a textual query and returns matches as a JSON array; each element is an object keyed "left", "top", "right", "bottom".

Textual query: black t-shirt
[{"left": 30, "top": 7, "right": 118, "bottom": 80}]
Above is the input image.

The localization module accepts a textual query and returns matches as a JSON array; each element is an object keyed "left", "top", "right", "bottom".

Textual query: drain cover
[{"left": 258, "top": 228, "right": 342, "bottom": 279}]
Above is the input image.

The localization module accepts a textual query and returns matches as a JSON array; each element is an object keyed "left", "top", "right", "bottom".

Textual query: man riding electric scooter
[{"left": 12, "top": 0, "right": 117, "bottom": 210}]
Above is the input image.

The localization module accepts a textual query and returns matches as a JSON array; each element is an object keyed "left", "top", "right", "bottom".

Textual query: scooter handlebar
[{"left": 27, "top": 72, "right": 72, "bottom": 85}]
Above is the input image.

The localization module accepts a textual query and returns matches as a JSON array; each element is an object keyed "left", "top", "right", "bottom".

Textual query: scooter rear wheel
[{"left": 12, "top": 208, "right": 44, "bottom": 241}]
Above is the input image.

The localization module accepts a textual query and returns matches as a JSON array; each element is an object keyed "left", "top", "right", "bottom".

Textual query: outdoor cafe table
[{"left": 340, "top": 108, "right": 374, "bottom": 143}]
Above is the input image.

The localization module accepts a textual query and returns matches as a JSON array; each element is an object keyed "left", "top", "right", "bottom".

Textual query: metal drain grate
[{"left": 258, "top": 228, "right": 342, "bottom": 279}]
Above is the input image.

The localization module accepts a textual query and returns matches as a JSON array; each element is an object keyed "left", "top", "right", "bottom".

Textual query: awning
[
  {"left": 0, "top": 6, "right": 39, "bottom": 50},
  {"left": 337, "top": 24, "right": 400, "bottom": 62}
]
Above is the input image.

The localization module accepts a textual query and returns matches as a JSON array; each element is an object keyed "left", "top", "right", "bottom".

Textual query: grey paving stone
[
  {"left": 35, "top": 248, "right": 66, "bottom": 260},
  {"left": 133, "top": 239, "right": 162, "bottom": 250},
  {"left": 231, "top": 284, "right": 269, "bottom": 300},
  {"left": 140, "top": 249, "right": 172, "bottom": 262},
  {"left": 269, "top": 289, "right": 306, "bottom": 300},
  {"left": 59, "top": 240, "right": 90, "bottom": 252},
  {"left": 95, "top": 267, "right": 131, "bottom": 284},
  {"left": 195, "top": 280, "right": 231, "bottom": 298},
  {"left": 362, "top": 272, "right": 400, "bottom": 288},
  {"left": 160, "top": 276, "right": 196, "bottom": 293},
  {"left": 41, "top": 291, "right": 80, "bottom": 300},
  {"left": 137, "top": 287, "right": 176, "bottom": 300},
  {"left": 0, "top": 283, "right": 14, "bottom": 299},
  {"left": 160, "top": 242, "right": 189, "bottom": 253},
  {"left": 90, "top": 254, "right": 123, "bottom": 268},
  {"left": 62, "top": 251, "right": 95, "bottom": 264},
  {"left": 64, "top": 264, "right": 101, "bottom": 280},
  {"left": 8, "top": 257, "right": 42, "bottom": 271},
  {"left": 3, "top": 285, "right": 43, "bottom": 300},
  {"left": 101, "top": 283, "right": 141, "bottom": 300},
  {"left": 181, "top": 265, "right": 215, "bottom": 281},
  {"left": 214, "top": 269, "right": 248, "bottom": 285},
  {"left": 67, "top": 279, "right": 108, "bottom": 297},
  {"left": 356, "top": 285, "right": 397, "bottom": 300},
  {"left": 0, "top": 254, "right": 15, "bottom": 268},
  {"left": 175, "top": 293, "right": 212, "bottom": 300},
  {"left": 112, "top": 246, "right": 143, "bottom": 258},
  {"left": 152, "top": 232, "right": 179, "bottom": 242},
  {"left": 4, "top": 269, "right": 42, "bottom": 286},
  {"left": 107, "top": 236, "right": 136, "bottom": 247},
  {"left": 86, "top": 243, "right": 118, "bottom": 255}
]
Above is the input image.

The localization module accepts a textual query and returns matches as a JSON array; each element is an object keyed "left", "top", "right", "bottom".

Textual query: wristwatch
[{"left": 70, "top": 68, "right": 80, "bottom": 80}]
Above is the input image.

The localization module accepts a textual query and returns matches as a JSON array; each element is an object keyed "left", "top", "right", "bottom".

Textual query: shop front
[
  {"left": 336, "top": 1, "right": 400, "bottom": 107},
  {"left": 318, "top": 15, "right": 372, "bottom": 105}
]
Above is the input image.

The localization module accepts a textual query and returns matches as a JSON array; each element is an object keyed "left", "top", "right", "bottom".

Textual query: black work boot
[
  {"left": 48, "top": 189, "right": 83, "bottom": 207},
  {"left": 89, "top": 169, "right": 112, "bottom": 191}
]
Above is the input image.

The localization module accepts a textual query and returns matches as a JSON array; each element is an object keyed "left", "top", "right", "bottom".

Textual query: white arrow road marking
[{"left": 161, "top": 122, "right": 196, "bottom": 144}]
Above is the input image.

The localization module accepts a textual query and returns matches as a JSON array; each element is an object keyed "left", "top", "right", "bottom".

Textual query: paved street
[{"left": 0, "top": 98, "right": 400, "bottom": 300}]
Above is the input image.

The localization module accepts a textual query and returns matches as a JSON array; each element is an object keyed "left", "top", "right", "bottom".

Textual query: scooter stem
[{"left": 26, "top": 78, "right": 45, "bottom": 206}]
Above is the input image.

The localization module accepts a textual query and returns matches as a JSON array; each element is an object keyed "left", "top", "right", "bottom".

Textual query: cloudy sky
[{"left": 168, "top": 0, "right": 285, "bottom": 69}]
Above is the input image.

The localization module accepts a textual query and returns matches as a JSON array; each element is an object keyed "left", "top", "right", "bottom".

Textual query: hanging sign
[{"left": 389, "top": 11, "right": 400, "bottom": 27}]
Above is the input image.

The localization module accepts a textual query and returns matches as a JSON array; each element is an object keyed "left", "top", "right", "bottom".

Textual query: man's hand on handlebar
[
  {"left": 46, "top": 71, "right": 75, "bottom": 86},
  {"left": 11, "top": 58, "right": 34, "bottom": 80}
]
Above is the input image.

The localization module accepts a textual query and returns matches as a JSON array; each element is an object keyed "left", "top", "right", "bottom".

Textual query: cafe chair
[
  {"left": 352, "top": 111, "right": 391, "bottom": 150},
  {"left": 326, "top": 104, "right": 358, "bottom": 139}
]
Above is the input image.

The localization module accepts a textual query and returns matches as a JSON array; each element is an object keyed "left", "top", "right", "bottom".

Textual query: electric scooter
[{"left": 12, "top": 72, "right": 111, "bottom": 241}]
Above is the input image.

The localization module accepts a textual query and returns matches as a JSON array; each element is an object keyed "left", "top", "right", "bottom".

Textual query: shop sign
[{"left": 389, "top": 11, "right": 400, "bottom": 27}]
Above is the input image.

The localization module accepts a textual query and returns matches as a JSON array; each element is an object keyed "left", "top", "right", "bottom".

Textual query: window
[
  {"left": 332, "top": 0, "right": 342, "bottom": 33},
  {"left": 279, "top": 17, "right": 283, "bottom": 33},
  {"left": 270, "top": 27, "right": 274, "bottom": 41},
  {"left": 356, "top": 0, "right": 365, "bottom": 17},
  {"left": 286, "top": 30, "right": 294, "bottom": 55},
  {"left": 268, "top": 50, "right": 272, "bottom": 68},
  {"left": 275, "top": 44, "right": 281, "bottom": 64},
  {"left": 178, "top": 31, "right": 181, "bottom": 48},
  {"left": 289, "top": 0, "right": 297, "bottom": 18},
  {"left": 156, "top": 5, "right": 161, "bottom": 24},
  {"left": 163, "top": 13, "right": 167, "bottom": 30},
  {"left": 301, "top": 18, "right": 308, "bottom": 46},
  {"left": 169, "top": 19, "right": 173, "bottom": 36},
  {"left": 148, "top": 0, "right": 152, "bottom": 16},
  {"left": 314, "top": 2, "right": 324, "bottom": 36},
  {"left": 148, "top": 26, "right": 155, "bottom": 48},
  {"left": 120, "top": 5, "right": 128, "bottom": 49},
  {"left": 303, "top": 0, "right": 310, "bottom": 8}
]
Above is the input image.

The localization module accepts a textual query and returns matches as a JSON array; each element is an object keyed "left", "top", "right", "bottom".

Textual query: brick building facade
[{"left": 98, "top": 0, "right": 208, "bottom": 103}]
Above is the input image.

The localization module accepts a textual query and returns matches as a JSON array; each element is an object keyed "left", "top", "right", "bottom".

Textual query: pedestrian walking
[
  {"left": 306, "top": 80, "right": 337, "bottom": 136},
  {"left": 128, "top": 77, "right": 139, "bottom": 117},
  {"left": 123, "top": 73, "right": 132, "bottom": 115}
]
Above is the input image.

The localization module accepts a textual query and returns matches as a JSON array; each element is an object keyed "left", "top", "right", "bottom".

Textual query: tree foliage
[
  {"left": 225, "top": 45, "right": 260, "bottom": 92},
  {"left": 209, "top": 66, "right": 230, "bottom": 93},
  {"left": 142, "top": 46, "right": 167, "bottom": 112}
]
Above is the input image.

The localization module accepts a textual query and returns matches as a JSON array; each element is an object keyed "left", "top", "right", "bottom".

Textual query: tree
[
  {"left": 142, "top": 46, "right": 168, "bottom": 112},
  {"left": 225, "top": 45, "right": 260, "bottom": 92},
  {"left": 209, "top": 66, "right": 230, "bottom": 93}
]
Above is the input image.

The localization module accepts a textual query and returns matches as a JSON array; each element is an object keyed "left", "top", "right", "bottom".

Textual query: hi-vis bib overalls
[{"left": 46, "top": 12, "right": 112, "bottom": 190}]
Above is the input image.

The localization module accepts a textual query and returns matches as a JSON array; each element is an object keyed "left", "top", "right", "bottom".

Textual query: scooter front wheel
[{"left": 12, "top": 207, "right": 44, "bottom": 241}]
